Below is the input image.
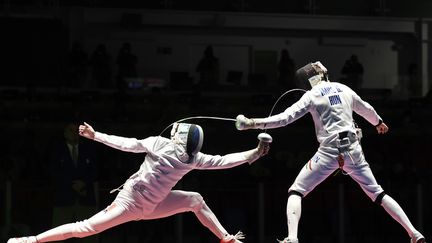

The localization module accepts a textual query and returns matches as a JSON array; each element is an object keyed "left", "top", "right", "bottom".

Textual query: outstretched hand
[
  {"left": 376, "top": 122, "right": 389, "bottom": 134},
  {"left": 79, "top": 122, "right": 95, "bottom": 140},
  {"left": 235, "top": 114, "right": 255, "bottom": 130},
  {"left": 257, "top": 141, "right": 270, "bottom": 157},
  {"left": 257, "top": 133, "right": 272, "bottom": 157}
]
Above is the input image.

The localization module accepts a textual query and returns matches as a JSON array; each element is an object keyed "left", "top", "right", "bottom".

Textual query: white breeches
[
  {"left": 37, "top": 189, "right": 228, "bottom": 242},
  {"left": 289, "top": 142, "right": 384, "bottom": 201}
]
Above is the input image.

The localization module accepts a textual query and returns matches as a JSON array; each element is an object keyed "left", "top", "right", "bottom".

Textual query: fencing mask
[
  {"left": 170, "top": 123, "right": 204, "bottom": 163},
  {"left": 295, "top": 61, "right": 329, "bottom": 88}
]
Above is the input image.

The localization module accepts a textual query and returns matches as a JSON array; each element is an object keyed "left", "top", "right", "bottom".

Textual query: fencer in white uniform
[
  {"left": 236, "top": 61, "right": 426, "bottom": 243},
  {"left": 8, "top": 122, "right": 271, "bottom": 243}
]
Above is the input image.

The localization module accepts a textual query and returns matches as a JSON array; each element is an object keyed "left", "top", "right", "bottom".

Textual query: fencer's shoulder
[
  {"left": 193, "top": 151, "right": 208, "bottom": 160},
  {"left": 188, "top": 152, "right": 206, "bottom": 166},
  {"left": 308, "top": 85, "right": 323, "bottom": 96},
  {"left": 309, "top": 81, "right": 347, "bottom": 96},
  {"left": 142, "top": 136, "right": 169, "bottom": 146},
  {"left": 298, "top": 89, "right": 317, "bottom": 102},
  {"left": 192, "top": 151, "right": 218, "bottom": 162},
  {"left": 332, "top": 81, "right": 351, "bottom": 90},
  {"left": 156, "top": 135, "right": 169, "bottom": 140},
  {"left": 153, "top": 136, "right": 170, "bottom": 143},
  {"left": 139, "top": 135, "right": 159, "bottom": 140}
]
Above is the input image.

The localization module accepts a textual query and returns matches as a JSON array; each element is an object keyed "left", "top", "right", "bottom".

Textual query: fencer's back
[{"left": 308, "top": 81, "right": 356, "bottom": 143}]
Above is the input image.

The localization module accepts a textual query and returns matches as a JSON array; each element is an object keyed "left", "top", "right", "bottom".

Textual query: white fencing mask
[{"left": 170, "top": 123, "right": 204, "bottom": 163}]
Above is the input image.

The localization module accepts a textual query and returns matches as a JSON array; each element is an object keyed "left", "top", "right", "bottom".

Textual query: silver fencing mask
[{"left": 170, "top": 123, "right": 204, "bottom": 163}]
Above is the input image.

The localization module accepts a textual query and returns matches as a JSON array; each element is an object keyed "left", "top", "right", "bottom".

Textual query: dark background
[{"left": 0, "top": 1, "right": 431, "bottom": 243}]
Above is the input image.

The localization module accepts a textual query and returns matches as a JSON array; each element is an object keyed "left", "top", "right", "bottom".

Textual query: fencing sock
[
  {"left": 36, "top": 220, "right": 97, "bottom": 242},
  {"left": 381, "top": 194, "right": 417, "bottom": 237},
  {"left": 195, "top": 203, "right": 229, "bottom": 239},
  {"left": 287, "top": 194, "right": 302, "bottom": 241}
]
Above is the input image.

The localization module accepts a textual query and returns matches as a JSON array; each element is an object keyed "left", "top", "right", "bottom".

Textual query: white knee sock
[
  {"left": 36, "top": 220, "right": 97, "bottom": 242},
  {"left": 381, "top": 194, "right": 417, "bottom": 237},
  {"left": 287, "top": 194, "right": 302, "bottom": 241},
  {"left": 36, "top": 223, "right": 76, "bottom": 242},
  {"left": 195, "top": 203, "right": 228, "bottom": 239}
]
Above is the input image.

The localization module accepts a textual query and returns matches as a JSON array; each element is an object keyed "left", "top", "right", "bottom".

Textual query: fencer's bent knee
[
  {"left": 188, "top": 192, "right": 205, "bottom": 212},
  {"left": 288, "top": 190, "right": 304, "bottom": 198},
  {"left": 374, "top": 192, "right": 386, "bottom": 205}
]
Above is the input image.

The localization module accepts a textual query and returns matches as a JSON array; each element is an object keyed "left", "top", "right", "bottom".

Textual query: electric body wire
[
  {"left": 264, "top": 88, "right": 307, "bottom": 133},
  {"left": 158, "top": 89, "right": 308, "bottom": 136},
  {"left": 267, "top": 88, "right": 307, "bottom": 118},
  {"left": 158, "top": 116, "right": 236, "bottom": 137},
  {"left": 111, "top": 89, "right": 307, "bottom": 194},
  {"left": 154, "top": 88, "right": 356, "bottom": 178}
]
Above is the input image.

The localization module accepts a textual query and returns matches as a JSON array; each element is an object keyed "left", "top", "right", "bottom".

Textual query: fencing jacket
[
  {"left": 94, "top": 132, "right": 259, "bottom": 212},
  {"left": 254, "top": 81, "right": 382, "bottom": 146}
]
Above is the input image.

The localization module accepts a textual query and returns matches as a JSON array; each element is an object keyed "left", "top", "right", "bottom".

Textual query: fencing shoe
[
  {"left": 221, "top": 231, "right": 245, "bottom": 243},
  {"left": 7, "top": 236, "right": 38, "bottom": 243},
  {"left": 277, "top": 237, "right": 298, "bottom": 243},
  {"left": 411, "top": 231, "right": 426, "bottom": 243}
]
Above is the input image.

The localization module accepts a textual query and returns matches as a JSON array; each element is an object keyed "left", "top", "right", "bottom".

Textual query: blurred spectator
[
  {"left": 90, "top": 44, "right": 112, "bottom": 89},
  {"left": 1, "top": 130, "right": 37, "bottom": 240},
  {"left": 18, "top": 129, "right": 48, "bottom": 181},
  {"left": 49, "top": 122, "right": 99, "bottom": 243},
  {"left": 277, "top": 49, "right": 296, "bottom": 89},
  {"left": 0, "top": 150, "right": 25, "bottom": 184},
  {"left": 115, "top": 42, "right": 138, "bottom": 92},
  {"left": 0, "top": 131, "right": 29, "bottom": 183},
  {"left": 196, "top": 45, "right": 219, "bottom": 89},
  {"left": 407, "top": 62, "right": 419, "bottom": 96},
  {"left": 67, "top": 41, "right": 89, "bottom": 88},
  {"left": 222, "top": 0, "right": 245, "bottom": 11},
  {"left": 341, "top": 54, "right": 364, "bottom": 92}
]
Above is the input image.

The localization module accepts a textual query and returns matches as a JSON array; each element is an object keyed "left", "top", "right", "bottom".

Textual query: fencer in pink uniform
[
  {"left": 236, "top": 61, "right": 426, "bottom": 243},
  {"left": 8, "top": 122, "right": 271, "bottom": 243}
]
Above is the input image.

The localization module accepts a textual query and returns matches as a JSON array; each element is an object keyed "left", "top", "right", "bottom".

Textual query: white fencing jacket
[
  {"left": 94, "top": 132, "right": 259, "bottom": 212},
  {"left": 254, "top": 81, "right": 382, "bottom": 146}
]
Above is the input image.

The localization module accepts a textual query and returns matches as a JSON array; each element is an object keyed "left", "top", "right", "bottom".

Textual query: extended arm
[
  {"left": 79, "top": 122, "right": 151, "bottom": 153},
  {"left": 236, "top": 112, "right": 290, "bottom": 130},
  {"left": 195, "top": 133, "right": 271, "bottom": 169},
  {"left": 236, "top": 93, "right": 311, "bottom": 130}
]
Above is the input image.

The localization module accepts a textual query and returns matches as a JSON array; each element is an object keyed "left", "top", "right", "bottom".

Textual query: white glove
[
  {"left": 257, "top": 141, "right": 270, "bottom": 157},
  {"left": 257, "top": 133, "right": 272, "bottom": 157},
  {"left": 247, "top": 133, "right": 273, "bottom": 164},
  {"left": 235, "top": 114, "right": 256, "bottom": 130}
]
